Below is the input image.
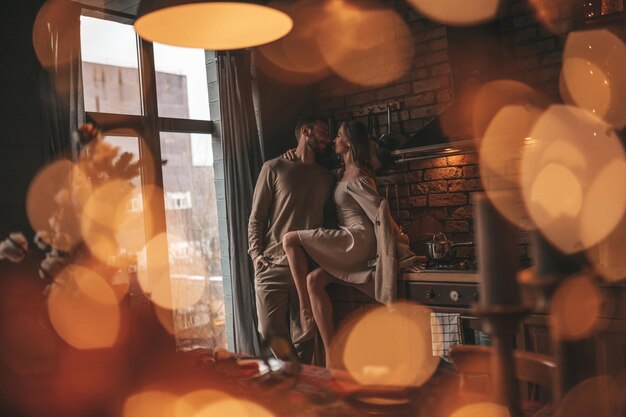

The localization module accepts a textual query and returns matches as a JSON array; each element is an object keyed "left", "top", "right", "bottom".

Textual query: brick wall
[
  {"left": 377, "top": 152, "right": 531, "bottom": 259},
  {"left": 377, "top": 153, "right": 482, "bottom": 256},
  {"left": 311, "top": 0, "right": 574, "bottom": 131},
  {"left": 500, "top": 0, "right": 573, "bottom": 100},
  {"left": 310, "top": 0, "right": 574, "bottom": 260},
  {"left": 313, "top": 4, "right": 454, "bottom": 136}
]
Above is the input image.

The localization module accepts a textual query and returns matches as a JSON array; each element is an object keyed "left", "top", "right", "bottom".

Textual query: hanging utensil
[
  {"left": 394, "top": 184, "right": 400, "bottom": 218},
  {"left": 367, "top": 110, "right": 384, "bottom": 173},
  {"left": 394, "top": 184, "right": 407, "bottom": 234},
  {"left": 377, "top": 103, "right": 406, "bottom": 170},
  {"left": 378, "top": 103, "right": 407, "bottom": 151}
]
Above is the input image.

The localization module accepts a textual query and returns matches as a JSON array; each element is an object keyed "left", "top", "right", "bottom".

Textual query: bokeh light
[
  {"left": 32, "top": 0, "right": 82, "bottom": 70},
  {"left": 26, "top": 159, "right": 84, "bottom": 251},
  {"left": 587, "top": 211, "right": 626, "bottom": 282},
  {"left": 561, "top": 58, "right": 610, "bottom": 118},
  {"left": 316, "top": 0, "right": 414, "bottom": 87},
  {"left": 330, "top": 301, "right": 439, "bottom": 387},
  {"left": 557, "top": 375, "right": 621, "bottom": 417},
  {"left": 521, "top": 105, "right": 626, "bottom": 253},
  {"left": 450, "top": 402, "right": 510, "bottom": 417},
  {"left": 48, "top": 265, "right": 121, "bottom": 349},
  {"left": 173, "top": 389, "right": 233, "bottom": 417},
  {"left": 124, "top": 390, "right": 178, "bottom": 417},
  {"left": 529, "top": 163, "right": 583, "bottom": 219},
  {"left": 137, "top": 233, "right": 168, "bottom": 298},
  {"left": 580, "top": 159, "right": 626, "bottom": 246},
  {"left": 479, "top": 105, "right": 544, "bottom": 229},
  {"left": 195, "top": 399, "right": 276, "bottom": 417},
  {"left": 473, "top": 80, "right": 549, "bottom": 229},
  {"left": 528, "top": 0, "right": 566, "bottom": 34},
  {"left": 406, "top": 0, "right": 500, "bottom": 26},
  {"left": 549, "top": 275, "right": 602, "bottom": 341},
  {"left": 258, "top": 0, "right": 414, "bottom": 86},
  {"left": 256, "top": 0, "right": 330, "bottom": 84},
  {"left": 138, "top": 233, "right": 205, "bottom": 310},
  {"left": 472, "top": 80, "right": 549, "bottom": 141},
  {"left": 81, "top": 180, "right": 156, "bottom": 268},
  {"left": 81, "top": 179, "right": 135, "bottom": 265},
  {"left": 560, "top": 30, "right": 626, "bottom": 129}
]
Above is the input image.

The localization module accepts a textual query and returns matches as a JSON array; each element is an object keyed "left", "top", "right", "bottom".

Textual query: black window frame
[{"left": 78, "top": 6, "right": 217, "bottom": 311}]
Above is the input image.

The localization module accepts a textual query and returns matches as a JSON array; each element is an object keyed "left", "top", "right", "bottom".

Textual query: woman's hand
[{"left": 281, "top": 148, "right": 297, "bottom": 161}]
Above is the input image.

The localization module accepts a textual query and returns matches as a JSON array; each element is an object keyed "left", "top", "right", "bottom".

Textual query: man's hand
[
  {"left": 281, "top": 148, "right": 297, "bottom": 161},
  {"left": 254, "top": 255, "right": 269, "bottom": 271}
]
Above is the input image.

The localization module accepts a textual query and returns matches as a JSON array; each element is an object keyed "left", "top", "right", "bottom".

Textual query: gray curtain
[
  {"left": 217, "top": 50, "right": 263, "bottom": 356},
  {"left": 38, "top": 0, "right": 83, "bottom": 161}
]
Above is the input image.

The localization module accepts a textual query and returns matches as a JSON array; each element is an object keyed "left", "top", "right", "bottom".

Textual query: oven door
[
  {"left": 399, "top": 281, "right": 490, "bottom": 346},
  {"left": 400, "top": 281, "right": 479, "bottom": 308}
]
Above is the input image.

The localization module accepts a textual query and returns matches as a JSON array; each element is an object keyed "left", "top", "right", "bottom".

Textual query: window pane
[
  {"left": 153, "top": 43, "right": 211, "bottom": 120},
  {"left": 159, "top": 132, "right": 224, "bottom": 350},
  {"left": 80, "top": 16, "right": 142, "bottom": 115},
  {"left": 100, "top": 136, "right": 149, "bottom": 296}
]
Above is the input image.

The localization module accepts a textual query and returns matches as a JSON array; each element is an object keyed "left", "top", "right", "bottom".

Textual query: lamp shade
[{"left": 135, "top": 0, "right": 293, "bottom": 50}]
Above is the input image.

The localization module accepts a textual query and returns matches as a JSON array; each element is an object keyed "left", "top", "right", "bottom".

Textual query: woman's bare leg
[
  {"left": 307, "top": 268, "right": 335, "bottom": 368},
  {"left": 282, "top": 232, "right": 314, "bottom": 338}
]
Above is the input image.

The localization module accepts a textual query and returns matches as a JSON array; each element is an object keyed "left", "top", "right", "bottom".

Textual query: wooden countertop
[{"left": 400, "top": 271, "right": 480, "bottom": 283}]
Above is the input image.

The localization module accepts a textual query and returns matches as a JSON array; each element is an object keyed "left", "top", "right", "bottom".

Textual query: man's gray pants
[{"left": 254, "top": 263, "right": 313, "bottom": 363}]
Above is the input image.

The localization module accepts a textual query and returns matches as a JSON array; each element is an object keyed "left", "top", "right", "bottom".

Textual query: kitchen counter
[{"left": 400, "top": 270, "right": 480, "bottom": 283}]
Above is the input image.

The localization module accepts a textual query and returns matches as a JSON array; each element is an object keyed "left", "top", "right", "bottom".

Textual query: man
[{"left": 248, "top": 115, "right": 335, "bottom": 361}]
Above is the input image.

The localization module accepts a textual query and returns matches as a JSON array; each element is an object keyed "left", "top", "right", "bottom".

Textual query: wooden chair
[{"left": 449, "top": 345, "right": 556, "bottom": 401}]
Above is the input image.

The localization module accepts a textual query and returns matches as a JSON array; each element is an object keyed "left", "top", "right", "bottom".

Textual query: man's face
[{"left": 305, "top": 121, "right": 331, "bottom": 155}]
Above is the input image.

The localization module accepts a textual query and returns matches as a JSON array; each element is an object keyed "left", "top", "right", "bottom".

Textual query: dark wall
[
  {"left": 252, "top": 63, "right": 314, "bottom": 160},
  {"left": 0, "top": 0, "right": 46, "bottom": 237}
]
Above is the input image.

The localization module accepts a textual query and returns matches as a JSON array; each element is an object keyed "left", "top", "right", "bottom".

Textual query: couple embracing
[{"left": 248, "top": 115, "right": 414, "bottom": 366}]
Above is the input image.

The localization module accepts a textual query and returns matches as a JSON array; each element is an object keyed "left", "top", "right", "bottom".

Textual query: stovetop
[{"left": 426, "top": 257, "right": 477, "bottom": 272}]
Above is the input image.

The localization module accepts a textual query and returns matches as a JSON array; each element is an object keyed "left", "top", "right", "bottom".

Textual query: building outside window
[
  {"left": 79, "top": 14, "right": 226, "bottom": 351},
  {"left": 165, "top": 191, "right": 193, "bottom": 210}
]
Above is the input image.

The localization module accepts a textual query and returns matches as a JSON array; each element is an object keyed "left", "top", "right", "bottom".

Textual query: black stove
[{"left": 427, "top": 257, "right": 477, "bottom": 271}]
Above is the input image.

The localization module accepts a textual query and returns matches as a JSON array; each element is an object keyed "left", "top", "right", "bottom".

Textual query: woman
[{"left": 282, "top": 120, "right": 385, "bottom": 367}]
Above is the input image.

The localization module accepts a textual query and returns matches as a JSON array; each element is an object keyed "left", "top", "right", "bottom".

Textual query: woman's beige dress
[{"left": 297, "top": 176, "right": 380, "bottom": 286}]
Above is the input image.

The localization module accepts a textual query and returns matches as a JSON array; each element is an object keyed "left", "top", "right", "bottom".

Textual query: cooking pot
[{"left": 425, "top": 233, "right": 473, "bottom": 261}]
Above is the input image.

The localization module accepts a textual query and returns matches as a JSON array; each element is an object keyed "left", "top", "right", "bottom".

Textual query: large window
[{"left": 80, "top": 14, "right": 225, "bottom": 350}]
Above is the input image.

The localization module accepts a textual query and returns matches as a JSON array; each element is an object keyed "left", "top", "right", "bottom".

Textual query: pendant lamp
[{"left": 135, "top": 0, "right": 293, "bottom": 50}]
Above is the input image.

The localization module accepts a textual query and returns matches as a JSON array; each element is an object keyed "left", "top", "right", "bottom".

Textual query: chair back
[{"left": 449, "top": 345, "right": 555, "bottom": 393}]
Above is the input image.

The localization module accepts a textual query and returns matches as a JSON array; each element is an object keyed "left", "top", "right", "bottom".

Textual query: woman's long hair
[{"left": 340, "top": 120, "right": 374, "bottom": 178}]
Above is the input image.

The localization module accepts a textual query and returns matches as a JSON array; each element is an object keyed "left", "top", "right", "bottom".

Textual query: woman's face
[{"left": 334, "top": 124, "right": 350, "bottom": 155}]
